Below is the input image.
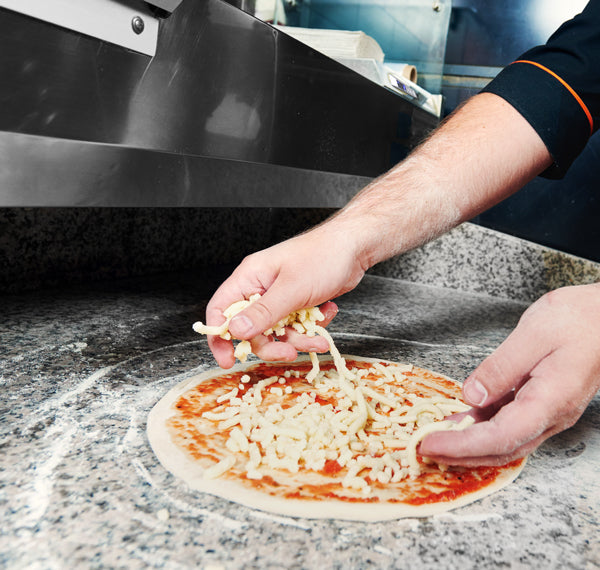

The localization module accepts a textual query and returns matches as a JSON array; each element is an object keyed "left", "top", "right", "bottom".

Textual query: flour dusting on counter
[{"left": 17, "top": 420, "right": 78, "bottom": 527}]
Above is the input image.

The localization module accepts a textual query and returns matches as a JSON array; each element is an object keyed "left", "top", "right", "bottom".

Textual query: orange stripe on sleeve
[{"left": 513, "top": 60, "right": 594, "bottom": 134}]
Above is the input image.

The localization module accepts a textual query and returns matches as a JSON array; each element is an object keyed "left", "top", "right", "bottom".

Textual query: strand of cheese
[
  {"left": 405, "top": 415, "right": 475, "bottom": 477},
  {"left": 193, "top": 295, "right": 262, "bottom": 338},
  {"left": 203, "top": 455, "right": 236, "bottom": 479}
]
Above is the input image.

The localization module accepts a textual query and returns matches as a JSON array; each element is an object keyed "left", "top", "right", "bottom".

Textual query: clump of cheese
[
  {"left": 193, "top": 294, "right": 326, "bottom": 366},
  {"left": 201, "top": 363, "right": 473, "bottom": 492},
  {"left": 194, "top": 295, "right": 474, "bottom": 491}
]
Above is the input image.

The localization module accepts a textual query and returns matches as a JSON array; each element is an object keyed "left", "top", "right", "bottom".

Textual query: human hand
[
  {"left": 206, "top": 224, "right": 367, "bottom": 368},
  {"left": 419, "top": 282, "right": 600, "bottom": 466}
]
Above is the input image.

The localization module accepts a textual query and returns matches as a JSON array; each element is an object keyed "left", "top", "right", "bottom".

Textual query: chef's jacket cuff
[{"left": 482, "top": 61, "right": 593, "bottom": 179}]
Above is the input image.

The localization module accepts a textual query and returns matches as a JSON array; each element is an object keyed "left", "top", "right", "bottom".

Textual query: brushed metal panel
[
  {"left": 0, "top": 132, "right": 371, "bottom": 207},
  {"left": 0, "top": 0, "right": 159, "bottom": 56}
]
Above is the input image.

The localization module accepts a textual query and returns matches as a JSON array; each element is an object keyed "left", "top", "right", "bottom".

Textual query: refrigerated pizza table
[{"left": 1, "top": 224, "right": 599, "bottom": 569}]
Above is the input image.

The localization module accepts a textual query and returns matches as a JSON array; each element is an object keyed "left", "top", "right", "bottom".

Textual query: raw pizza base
[{"left": 147, "top": 355, "right": 526, "bottom": 521}]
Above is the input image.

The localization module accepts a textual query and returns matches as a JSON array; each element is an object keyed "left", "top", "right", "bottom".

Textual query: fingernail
[
  {"left": 230, "top": 314, "right": 253, "bottom": 336},
  {"left": 464, "top": 379, "right": 488, "bottom": 407}
]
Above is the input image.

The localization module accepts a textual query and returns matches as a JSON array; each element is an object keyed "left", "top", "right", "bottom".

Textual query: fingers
[
  {"left": 225, "top": 248, "right": 342, "bottom": 339},
  {"left": 443, "top": 390, "right": 516, "bottom": 425},
  {"left": 207, "top": 335, "right": 236, "bottom": 369},
  {"left": 226, "top": 273, "right": 338, "bottom": 342},
  {"left": 204, "top": 228, "right": 361, "bottom": 367},
  {"left": 461, "top": 312, "right": 554, "bottom": 408},
  {"left": 418, "top": 389, "right": 550, "bottom": 465},
  {"left": 421, "top": 286, "right": 600, "bottom": 465},
  {"left": 207, "top": 330, "right": 330, "bottom": 367},
  {"left": 238, "top": 300, "right": 339, "bottom": 361},
  {"left": 229, "top": 275, "right": 307, "bottom": 339},
  {"left": 204, "top": 264, "right": 273, "bottom": 368},
  {"left": 419, "top": 345, "right": 594, "bottom": 465},
  {"left": 206, "top": 265, "right": 339, "bottom": 365},
  {"left": 250, "top": 334, "right": 298, "bottom": 362},
  {"left": 205, "top": 271, "right": 269, "bottom": 331},
  {"left": 316, "top": 301, "right": 339, "bottom": 326},
  {"left": 419, "top": 427, "right": 553, "bottom": 467},
  {"left": 278, "top": 328, "right": 330, "bottom": 353}
]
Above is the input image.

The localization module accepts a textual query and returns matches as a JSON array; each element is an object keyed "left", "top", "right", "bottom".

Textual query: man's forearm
[{"left": 321, "top": 93, "right": 553, "bottom": 270}]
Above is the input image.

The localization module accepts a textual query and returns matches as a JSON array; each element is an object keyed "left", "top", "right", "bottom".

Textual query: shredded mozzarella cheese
[
  {"left": 201, "top": 361, "right": 472, "bottom": 487},
  {"left": 193, "top": 294, "right": 326, "bottom": 365},
  {"left": 196, "top": 295, "right": 474, "bottom": 488},
  {"left": 203, "top": 456, "right": 236, "bottom": 479}
]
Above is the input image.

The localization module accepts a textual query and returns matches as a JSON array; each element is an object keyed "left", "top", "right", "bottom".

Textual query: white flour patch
[
  {"left": 116, "top": 415, "right": 140, "bottom": 455},
  {"left": 62, "top": 342, "right": 88, "bottom": 353},
  {"left": 394, "top": 518, "right": 420, "bottom": 531},
  {"left": 335, "top": 332, "right": 487, "bottom": 352},
  {"left": 373, "top": 545, "right": 393, "bottom": 556},
  {"left": 17, "top": 419, "right": 78, "bottom": 527},
  {"left": 131, "top": 459, "right": 245, "bottom": 531},
  {"left": 5, "top": 345, "right": 58, "bottom": 368},
  {"left": 433, "top": 512, "right": 503, "bottom": 524},
  {"left": 247, "top": 510, "right": 311, "bottom": 531},
  {"left": 132, "top": 457, "right": 159, "bottom": 486},
  {"left": 188, "top": 506, "right": 244, "bottom": 531},
  {"left": 39, "top": 365, "right": 115, "bottom": 415},
  {"left": 131, "top": 508, "right": 170, "bottom": 530},
  {"left": 30, "top": 341, "right": 204, "bottom": 422},
  {"left": 336, "top": 528, "right": 356, "bottom": 543}
]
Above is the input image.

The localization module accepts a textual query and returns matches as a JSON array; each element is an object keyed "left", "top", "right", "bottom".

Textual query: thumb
[
  {"left": 228, "top": 276, "right": 310, "bottom": 339},
  {"left": 463, "top": 318, "right": 553, "bottom": 408}
]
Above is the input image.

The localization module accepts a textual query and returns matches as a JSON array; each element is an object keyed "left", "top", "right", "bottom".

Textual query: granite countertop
[{"left": 1, "top": 224, "right": 599, "bottom": 569}]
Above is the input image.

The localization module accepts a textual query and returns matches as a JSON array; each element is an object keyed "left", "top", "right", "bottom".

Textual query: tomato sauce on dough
[{"left": 166, "top": 359, "right": 525, "bottom": 506}]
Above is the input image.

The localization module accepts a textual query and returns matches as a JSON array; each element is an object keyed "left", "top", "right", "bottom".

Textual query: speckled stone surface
[
  {"left": 372, "top": 223, "right": 600, "bottom": 303},
  {"left": 1, "top": 263, "right": 599, "bottom": 569}
]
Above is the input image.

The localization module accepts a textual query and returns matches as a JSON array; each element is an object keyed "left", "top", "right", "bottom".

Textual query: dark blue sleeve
[{"left": 482, "top": 0, "right": 600, "bottom": 178}]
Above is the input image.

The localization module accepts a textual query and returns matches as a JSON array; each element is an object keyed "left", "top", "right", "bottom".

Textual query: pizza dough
[{"left": 147, "top": 355, "right": 526, "bottom": 521}]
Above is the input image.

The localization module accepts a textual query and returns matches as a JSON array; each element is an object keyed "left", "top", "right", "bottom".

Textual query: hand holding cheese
[
  {"left": 196, "top": 292, "right": 338, "bottom": 372},
  {"left": 206, "top": 226, "right": 367, "bottom": 369}
]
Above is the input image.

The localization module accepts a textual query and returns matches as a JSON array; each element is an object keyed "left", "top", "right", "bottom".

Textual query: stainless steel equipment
[
  {"left": 0, "top": 0, "right": 438, "bottom": 207},
  {"left": 0, "top": 0, "right": 161, "bottom": 56}
]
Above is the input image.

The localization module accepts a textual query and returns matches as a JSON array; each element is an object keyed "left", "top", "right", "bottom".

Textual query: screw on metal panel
[
  {"left": 131, "top": 16, "right": 145, "bottom": 34},
  {"left": 432, "top": 1, "right": 441, "bottom": 11}
]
